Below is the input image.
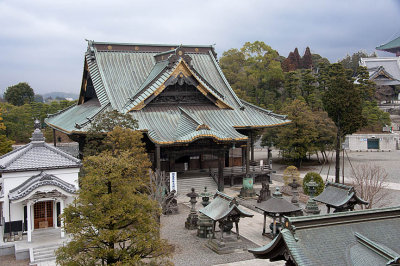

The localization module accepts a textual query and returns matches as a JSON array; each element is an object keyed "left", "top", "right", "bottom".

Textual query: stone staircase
[
  {"left": 177, "top": 175, "right": 218, "bottom": 197},
  {"left": 30, "top": 244, "right": 60, "bottom": 265}
]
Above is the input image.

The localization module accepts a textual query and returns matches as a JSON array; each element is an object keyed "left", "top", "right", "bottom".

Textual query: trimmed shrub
[
  {"left": 303, "top": 172, "right": 324, "bottom": 196},
  {"left": 283, "top": 166, "right": 301, "bottom": 186}
]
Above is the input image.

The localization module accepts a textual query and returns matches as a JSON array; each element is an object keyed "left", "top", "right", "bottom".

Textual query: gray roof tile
[{"left": 0, "top": 129, "right": 81, "bottom": 173}]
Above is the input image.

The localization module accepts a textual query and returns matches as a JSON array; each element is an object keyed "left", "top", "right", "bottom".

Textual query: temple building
[
  {"left": 0, "top": 121, "right": 81, "bottom": 243},
  {"left": 360, "top": 36, "right": 400, "bottom": 102},
  {"left": 249, "top": 206, "right": 400, "bottom": 265},
  {"left": 45, "top": 41, "right": 290, "bottom": 191}
]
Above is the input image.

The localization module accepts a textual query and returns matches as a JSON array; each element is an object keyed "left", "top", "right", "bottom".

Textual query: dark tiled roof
[
  {"left": 255, "top": 197, "right": 301, "bottom": 215},
  {"left": 314, "top": 182, "right": 368, "bottom": 208},
  {"left": 249, "top": 207, "right": 400, "bottom": 266},
  {"left": 199, "top": 191, "right": 253, "bottom": 221},
  {"left": 0, "top": 129, "right": 81, "bottom": 173},
  {"left": 8, "top": 171, "right": 77, "bottom": 201}
]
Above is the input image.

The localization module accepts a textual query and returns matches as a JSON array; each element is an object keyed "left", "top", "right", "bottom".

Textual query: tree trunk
[{"left": 335, "top": 131, "right": 341, "bottom": 183}]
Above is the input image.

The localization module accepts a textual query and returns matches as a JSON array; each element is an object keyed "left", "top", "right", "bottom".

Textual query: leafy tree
[
  {"left": 4, "top": 82, "right": 35, "bottom": 106},
  {"left": 0, "top": 100, "right": 76, "bottom": 143},
  {"left": 282, "top": 166, "right": 301, "bottom": 186},
  {"left": 338, "top": 50, "right": 376, "bottom": 76},
  {"left": 303, "top": 172, "right": 324, "bottom": 196},
  {"left": 268, "top": 98, "right": 319, "bottom": 167},
  {"left": 83, "top": 110, "right": 138, "bottom": 157},
  {"left": 283, "top": 71, "right": 300, "bottom": 100},
  {"left": 56, "top": 127, "right": 171, "bottom": 265},
  {"left": 301, "top": 47, "right": 313, "bottom": 69},
  {"left": 0, "top": 103, "right": 33, "bottom": 143},
  {"left": 322, "top": 63, "right": 363, "bottom": 183},
  {"left": 220, "top": 41, "right": 284, "bottom": 109},
  {"left": 0, "top": 107, "right": 14, "bottom": 155}
]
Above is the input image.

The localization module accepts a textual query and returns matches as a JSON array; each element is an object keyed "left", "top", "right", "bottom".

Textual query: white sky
[{"left": 0, "top": 0, "right": 399, "bottom": 95}]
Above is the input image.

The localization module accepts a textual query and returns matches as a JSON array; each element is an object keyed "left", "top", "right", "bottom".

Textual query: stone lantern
[
  {"left": 197, "top": 187, "right": 214, "bottom": 238},
  {"left": 185, "top": 188, "right": 199, "bottom": 230},
  {"left": 288, "top": 178, "right": 300, "bottom": 206},
  {"left": 305, "top": 178, "right": 320, "bottom": 214}
]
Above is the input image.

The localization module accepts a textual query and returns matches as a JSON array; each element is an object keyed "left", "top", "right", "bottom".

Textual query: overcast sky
[{"left": 1, "top": 0, "right": 399, "bottom": 95}]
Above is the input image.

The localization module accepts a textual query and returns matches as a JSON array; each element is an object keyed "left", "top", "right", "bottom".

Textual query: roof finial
[
  {"left": 31, "top": 119, "right": 45, "bottom": 143},
  {"left": 34, "top": 119, "right": 41, "bottom": 130}
]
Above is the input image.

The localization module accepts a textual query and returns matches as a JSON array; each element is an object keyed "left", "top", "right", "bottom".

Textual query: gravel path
[{"left": 160, "top": 204, "right": 258, "bottom": 266}]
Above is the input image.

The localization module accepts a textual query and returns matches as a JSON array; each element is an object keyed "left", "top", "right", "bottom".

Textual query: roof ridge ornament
[{"left": 30, "top": 119, "right": 45, "bottom": 143}]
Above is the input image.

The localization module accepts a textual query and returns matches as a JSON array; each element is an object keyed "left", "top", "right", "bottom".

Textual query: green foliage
[
  {"left": 303, "top": 172, "right": 324, "bottom": 196},
  {"left": 262, "top": 99, "right": 335, "bottom": 167},
  {"left": 56, "top": 127, "right": 171, "bottom": 265},
  {"left": 338, "top": 50, "right": 376, "bottom": 75},
  {"left": 0, "top": 107, "right": 14, "bottom": 155},
  {"left": 219, "top": 41, "right": 284, "bottom": 109},
  {"left": 282, "top": 166, "right": 301, "bottom": 186},
  {"left": 322, "top": 63, "right": 363, "bottom": 137},
  {"left": 0, "top": 135, "right": 14, "bottom": 155},
  {"left": 4, "top": 82, "right": 35, "bottom": 106},
  {"left": 84, "top": 110, "right": 139, "bottom": 157},
  {"left": 0, "top": 100, "right": 76, "bottom": 143}
]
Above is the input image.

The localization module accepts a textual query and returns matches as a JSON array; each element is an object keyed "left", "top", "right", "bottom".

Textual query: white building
[
  {"left": 0, "top": 121, "right": 81, "bottom": 243},
  {"left": 345, "top": 133, "right": 400, "bottom": 151}
]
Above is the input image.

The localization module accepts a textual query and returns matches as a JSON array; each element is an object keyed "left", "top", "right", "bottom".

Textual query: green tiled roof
[
  {"left": 376, "top": 36, "right": 400, "bottom": 51},
  {"left": 45, "top": 41, "right": 290, "bottom": 144},
  {"left": 314, "top": 182, "right": 368, "bottom": 208},
  {"left": 249, "top": 206, "right": 400, "bottom": 266},
  {"left": 199, "top": 191, "right": 253, "bottom": 220}
]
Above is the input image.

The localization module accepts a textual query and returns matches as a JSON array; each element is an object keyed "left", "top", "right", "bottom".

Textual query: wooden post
[
  {"left": 218, "top": 151, "right": 225, "bottom": 192},
  {"left": 53, "top": 129, "right": 56, "bottom": 147},
  {"left": 246, "top": 139, "right": 250, "bottom": 175},
  {"left": 156, "top": 145, "right": 161, "bottom": 171},
  {"left": 263, "top": 212, "right": 267, "bottom": 235},
  {"left": 250, "top": 131, "right": 254, "bottom": 163},
  {"left": 169, "top": 154, "right": 175, "bottom": 172}
]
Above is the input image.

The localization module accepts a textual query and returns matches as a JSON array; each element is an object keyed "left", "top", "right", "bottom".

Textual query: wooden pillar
[
  {"left": 246, "top": 139, "right": 250, "bottom": 174},
  {"left": 263, "top": 212, "right": 267, "bottom": 235},
  {"left": 169, "top": 154, "right": 175, "bottom": 172},
  {"left": 250, "top": 131, "right": 254, "bottom": 162},
  {"left": 235, "top": 221, "right": 240, "bottom": 239},
  {"left": 241, "top": 146, "right": 246, "bottom": 170},
  {"left": 156, "top": 145, "right": 161, "bottom": 171},
  {"left": 218, "top": 151, "right": 225, "bottom": 192},
  {"left": 199, "top": 154, "right": 203, "bottom": 170},
  {"left": 53, "top": 129, "right": 57, "bottom": 147}
]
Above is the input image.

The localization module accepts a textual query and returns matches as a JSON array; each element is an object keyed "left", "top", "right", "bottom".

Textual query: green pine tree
[{"left": 56, "top": 127, "right": 172, "bottom": 265}]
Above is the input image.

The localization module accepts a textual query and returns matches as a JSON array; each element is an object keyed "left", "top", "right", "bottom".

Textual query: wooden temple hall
[{"left": 45, "top": 41, "right": 290, "bottom": 190}]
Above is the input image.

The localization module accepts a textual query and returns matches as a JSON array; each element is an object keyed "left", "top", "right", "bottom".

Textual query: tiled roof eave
[
  {"left": 233, "top": 121, "right": 291, "bottom": 129},
  {"left": 0, "top": 165, "right": 81, "bottom": 174}
]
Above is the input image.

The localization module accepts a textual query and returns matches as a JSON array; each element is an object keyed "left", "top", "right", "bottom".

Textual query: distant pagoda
[{"left": 376, "top": 36, "right": 400, "bottom": 56}]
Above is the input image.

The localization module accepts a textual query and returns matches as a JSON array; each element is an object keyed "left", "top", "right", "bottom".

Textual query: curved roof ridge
[
  {"left": 8, "top": 171, "right": 77, "bottom": 201},
  {"left": 0, "top": 144, "right": 33, "bottom": 169},
  {"left": 208, "top": 50, "right": 244, "bottom": 108}
]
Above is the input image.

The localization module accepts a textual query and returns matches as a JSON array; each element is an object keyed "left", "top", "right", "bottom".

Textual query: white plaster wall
[
  {"left": 1, "top": 167, "right": 79, "bottom": 223},
  {"left": 346, "top": 133, "right": 399, "bottom": 151}
]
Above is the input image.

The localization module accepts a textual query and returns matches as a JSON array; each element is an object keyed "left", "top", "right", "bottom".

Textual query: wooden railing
[{"left": 209, "top": 161, "right": 275, "bottom": 187}]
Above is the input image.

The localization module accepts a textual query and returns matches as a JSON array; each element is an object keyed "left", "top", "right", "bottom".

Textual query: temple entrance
[{"left": 34, "top": 201, "right": 53, "bottom": 229}]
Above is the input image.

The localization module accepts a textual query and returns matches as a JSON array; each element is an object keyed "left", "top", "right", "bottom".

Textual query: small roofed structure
[
  {"left": 199, "top": 191, "right": 253, "bottom": 254},
  {"left": 313, "top": 182, "right": 368, "bottom": 213},
  {"left": 249, "top": 206, "right": 400, "bottom": 265},
  {"left": 255, "top": 187, "right": 301, "bottom": 238}
]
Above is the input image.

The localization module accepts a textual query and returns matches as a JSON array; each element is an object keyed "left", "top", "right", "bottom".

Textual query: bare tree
[
  {"left": 351, "top": 163, "right": 388, "bottom": 209},
  {"left": 149, "top": 169, "right": 168, "bottom": 208}
]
